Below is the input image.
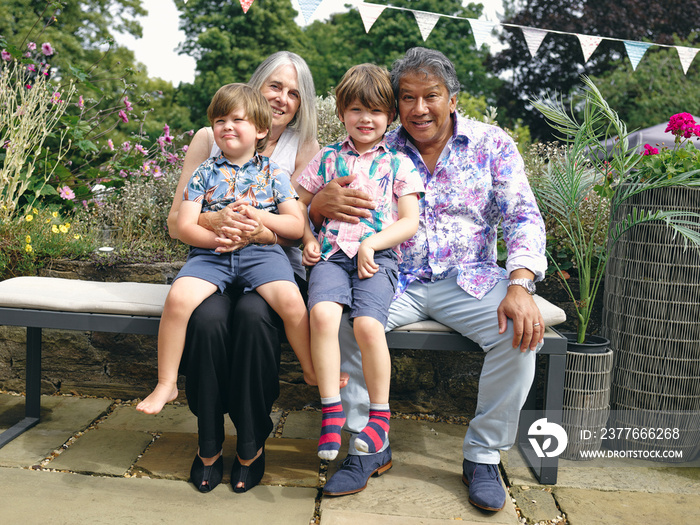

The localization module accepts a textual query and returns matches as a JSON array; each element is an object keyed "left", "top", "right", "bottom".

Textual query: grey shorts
[
  {"left": 307, "top": 249, "right": 398, "bottom": 327},
  {"left": 175, "top": 244, "right": 295, "bottom": 294}
]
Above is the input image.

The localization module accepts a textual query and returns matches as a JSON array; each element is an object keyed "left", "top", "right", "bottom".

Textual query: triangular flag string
[
  {"left": 357, "top": 2, "right": 386, "bottom": 33},
  {"left": 576, "top": 34, "right": 603, "bottom": 63},
  {"left": 239, "top": 0, "right": 254, "bottom": 13},
  {"left": 413, "top": 11, "right": 441, "bottom": 41},
  {"left": 298, "top": 0, "right": 323, "bottom": 23},
  {"left": 521, "top": 27, "right": 548, "bottom": 57},
  {"left": 624, "top": 41, "right": 652, "bottom": 71},
  {"left": 467, "top": 19, "right": 498, "bottom": 50},
  {"left": 676, "top": 46, "right": 700, "bottom": 75}
]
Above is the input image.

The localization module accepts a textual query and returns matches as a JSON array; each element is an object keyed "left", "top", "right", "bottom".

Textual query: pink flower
[
  {"left": 182, "top": 145, "right": 189, "bottom": 152},
  {"left": 107, "top": 139, "right": 114, "bottom": 151},
  {"left": 135, "top": 144, "right": 147, "bottom": 154},
  {"left": 1, "top": 49, "right": 11, "bottom": 61},
  {"left": 123, "top": 96, "right": 133, "bottom": 111},
  {"left": 27, "top": 64, "right": 36, "bottom": 72},
  {"left": 163, "top": 124, "right": 170, "bottom": 136},
  {"left": 118, "top": 110, "right": 129, "bottom": 123},
  {"left": 25, "top": 84, "right": 32, "bottom": 89},
  {"left": 665, "top": 113, "right": 697, "bottom": 138},
  {"left": 122, "top": 141, "right": 131, "bottom": 152},
  {"left": 642, "top": 143, "right": 659, "bottom": 156},
  {"left": 51, "top": 92, "right": 62, "bottom": 104},
  {"left": 41, "top": 42, "right": 54, "bottom": 56},
  {"left": 78, "top": 95, "right": 84, "bottom": 109},
  {"left": 27, "top": 42, "right": 37, "bottom": 51},
  {"left": 167, "top": 153, "right": 179, "bottom": 164},
  {"left": 58, "top": 186, "right": 75, "bottom": 200}
]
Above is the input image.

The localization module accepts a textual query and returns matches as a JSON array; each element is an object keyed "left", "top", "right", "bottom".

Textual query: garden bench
[{"left": 0, "top": 276, "right": 567, "bottom": 484}]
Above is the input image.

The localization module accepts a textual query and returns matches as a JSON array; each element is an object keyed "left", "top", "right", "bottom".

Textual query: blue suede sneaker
[
  {"left": 322, "top": 447, "right": 393, "bottom": 496},
  {"left": 462, "top": 459, "right": 506, "bottom": 511}
]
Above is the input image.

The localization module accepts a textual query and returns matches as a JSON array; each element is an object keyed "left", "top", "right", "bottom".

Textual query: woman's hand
[
  {"left": 308, "top": 173, "right": 375, "bottom": 228},
  {"left": 211, "top": 202, "right": 263, "bottom": 253}
]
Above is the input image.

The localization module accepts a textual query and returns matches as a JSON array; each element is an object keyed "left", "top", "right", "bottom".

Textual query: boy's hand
[
  {"left": 302, "top": 239, "right": 321, "bottom": 267},
  {"left": 357, "top": 243, "right": 378, "bottom": 279}
]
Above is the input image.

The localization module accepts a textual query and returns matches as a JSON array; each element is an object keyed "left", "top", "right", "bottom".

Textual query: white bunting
[
  {"left": 412, "top": 11, "right": 441, "bottom": 41},
  {"left": 298, "top": 0, "right": 323, "bottom": 23},
  {"left": 467, "top": 19, "right": 498, "bottom": 50},
  {"left": 624, "top": 41, "right": 652, "bottom": 71},
  {"left": 521, "top": 27, "right": 548, "bottom": 57},
  {"left": 358, "top": 2, "right": 387, "bottom": 33},
  {"left": 576, "top": 34, "right": 603, "bottom": 63},
  {"left": 676, "top": 46, "right": 700, "bottom": 75}
]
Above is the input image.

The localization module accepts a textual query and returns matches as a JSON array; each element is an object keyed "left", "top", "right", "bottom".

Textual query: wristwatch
[{"left": 508, "top": 278, "right": 536, "bottom": 295}]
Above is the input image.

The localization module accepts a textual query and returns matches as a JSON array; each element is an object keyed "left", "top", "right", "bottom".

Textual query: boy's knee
[{"left": 352, "top": 316, "right": 383, "bottom": 345}]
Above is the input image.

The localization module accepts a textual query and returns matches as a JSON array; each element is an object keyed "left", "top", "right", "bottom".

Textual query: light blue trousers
[{"left": 338, "top": 277, "right": 539, "bottom": 464}]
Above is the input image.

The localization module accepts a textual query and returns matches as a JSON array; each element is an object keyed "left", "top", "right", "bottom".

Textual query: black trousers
[{"left": 181, "top": 287, "right": 283, "bottom": 460}]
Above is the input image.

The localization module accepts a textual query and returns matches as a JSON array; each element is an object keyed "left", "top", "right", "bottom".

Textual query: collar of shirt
[
  {"left": 340, "top": 134, "right": 391, "bottom": 156},
  {"left": 212, "top": 152, "right": 263, "bottom": 170}
]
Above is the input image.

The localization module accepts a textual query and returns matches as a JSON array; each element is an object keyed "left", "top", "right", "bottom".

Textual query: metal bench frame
[{"left": 0, "top": 306, "right": 567, "bottom": 484}]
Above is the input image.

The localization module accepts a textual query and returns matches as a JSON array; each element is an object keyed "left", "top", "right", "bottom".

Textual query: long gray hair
[
  {"left": 390, "top": 47, "right": 460, "bottom": 98},
  {"left": 248, "top": 51, "right": 318, "bottom": 146}
]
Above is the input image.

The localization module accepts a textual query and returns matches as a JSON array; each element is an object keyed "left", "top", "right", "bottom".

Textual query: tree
[
  {"left": 174, "top": 0, "right": 307, "bottom": 126},
  {"left": 490, "top": 0, "right": 700, "bottom": 139},
  {"left": 303, "top": 0, "right": 499, "bottom": 99}
]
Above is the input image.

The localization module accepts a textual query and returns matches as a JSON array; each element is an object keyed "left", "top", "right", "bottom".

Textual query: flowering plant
[
  {"left": 531, "top": 77, "right": 700, "bottom": 344},
  {"left": 638, "top": 112, "right": 700, "bottom": 183}
]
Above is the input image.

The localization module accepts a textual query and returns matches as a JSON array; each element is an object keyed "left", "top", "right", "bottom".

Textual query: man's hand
[
  {"left": 497, "top": 285, "right": 545, "bottom": 352},
  {"left": 308, "top": 173, "right": 375, "bottom": 227}
]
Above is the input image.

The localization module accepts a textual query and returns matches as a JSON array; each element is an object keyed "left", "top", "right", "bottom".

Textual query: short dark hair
[
  {"left": 207, "top": 83, "right": 272, "bottom": 152},
  {"left": 390, "top": 47, "right": 460, "bottom": 97}
]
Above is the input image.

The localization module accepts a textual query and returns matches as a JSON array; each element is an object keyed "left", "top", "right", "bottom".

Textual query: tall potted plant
[{"left": 529, "top": 77, "right": 700, "bottom": 459}]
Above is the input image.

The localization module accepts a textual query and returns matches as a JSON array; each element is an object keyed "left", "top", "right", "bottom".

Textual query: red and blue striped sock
[
  {"left": 318, "top": 397, "right": 346, "bottom": 460},
  {"left": 355, "top": 404, "right": 390, "bottom": 453}
]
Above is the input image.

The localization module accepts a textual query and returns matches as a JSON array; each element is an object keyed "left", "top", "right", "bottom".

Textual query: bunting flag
[
  {"left": 624, "top": 41, "right": 652, "bottom": 71},
  {"left": 358, "top": 2, "right": 387, "bottom": 33},
  {"left": 413, "top": 11, "right": 441, "bottom": 41},
  {"left": 239, "top": 0, "right": 254, "bottom": 13},
  {"left": 298, "top": 0, "right": 323, "bottom": 23},
  {"left": 468, "top": 19, "right": 498, "bottom": 50},
  {"left": 676, "top": 46, "right": 700, "bottom": 75},
  {"left": 576, "top": 34, "right": 603, "bottom": 63},
  {"left": 521, "top": 27, "right": 548, "bottom": 57}
]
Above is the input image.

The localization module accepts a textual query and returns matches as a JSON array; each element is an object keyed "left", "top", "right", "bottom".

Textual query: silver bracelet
[{"left": 272, "top": 232, "right": 277, "bottom": 245}]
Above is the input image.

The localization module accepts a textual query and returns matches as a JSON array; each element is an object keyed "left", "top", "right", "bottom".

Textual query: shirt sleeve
[
  {"left": 392, "top": 152, "right": 425, "bottom": 199},
  {"left": 296, "top": 149, "right": 326, "bottom": 195},
  {"left": 183, "top": 160, "right": 211, "bottom": 203},
  {"left": 491, "top": 130, "right": 548, "bottom": 282},
  {"left": 269, "top": 161, "right": 298, "bottom": 204}
]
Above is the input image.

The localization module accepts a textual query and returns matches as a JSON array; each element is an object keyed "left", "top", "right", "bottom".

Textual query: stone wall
[{"left": 0, "top": 261, "right": 587, "bottom": 417}]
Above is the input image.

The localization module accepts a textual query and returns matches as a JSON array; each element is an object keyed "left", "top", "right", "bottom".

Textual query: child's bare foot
[
  {"left": 136, "top": 383, "right": 178, "bottom": 414},
  {"left": 303, "top": 371, "right": 350, "bottom": 389}
]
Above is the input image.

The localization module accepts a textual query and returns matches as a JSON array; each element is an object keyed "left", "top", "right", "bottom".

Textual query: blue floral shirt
[
  {"left": 184, "top": 153, "right": 296, "bottom": 213},
  {"left": 386, "top": 113, "right": 547, "bottom": 300}
]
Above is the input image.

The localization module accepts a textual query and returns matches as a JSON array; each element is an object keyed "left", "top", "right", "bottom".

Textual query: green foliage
[{"left": 530, "top": 76, "right": 700, "bottom": 343}]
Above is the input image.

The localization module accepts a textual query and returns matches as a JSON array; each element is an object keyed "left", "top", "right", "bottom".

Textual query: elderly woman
[{"left": 166, "top": 51, "right": 319, "bottom": 494}]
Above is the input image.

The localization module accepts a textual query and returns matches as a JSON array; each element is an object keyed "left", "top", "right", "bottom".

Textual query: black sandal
[
  {"left": 190, "top": 453, "right": 223, "bottom": 493},
  {"left": 231, "top": 448, "right": 265, "bottom": 493}
]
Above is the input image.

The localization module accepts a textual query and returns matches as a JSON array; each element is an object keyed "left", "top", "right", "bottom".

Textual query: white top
[{"left": 207, "top": 127, "right": 305, "bottom": 279}]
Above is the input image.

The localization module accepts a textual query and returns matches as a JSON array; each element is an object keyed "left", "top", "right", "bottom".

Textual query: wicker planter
[
  {"left": 560, "top": 333, "right": 613, "bottom": 460},
  {"left": 603, "top": 185, "right": 700, "bottom": 462}
]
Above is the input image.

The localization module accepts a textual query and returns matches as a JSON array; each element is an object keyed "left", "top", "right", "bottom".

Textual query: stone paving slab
[
  {"left": 320, "top": 509, "right": 508, "bottom": 524},
  {"left": 553, "top": 487, "right": 700, "bottom": 525},
  {"left": 100, "top": 403, "right": 282, "bottom": 436},
  {"left": 1, "top": 466, "right": 317, "bottom": 525},
  {"left": 135, "top": 432, "right": 321, "bottom": 488},
  {"left": 0, "top": 394, "right": 112, "bottom": 467},
  {"left": 49, "top": 428, "right": 154, "bottom": 476},
  {"left": 321, "top": 418, "right": 520, "bottom": 524},
  {"left": 503, "top": 446, "right": 700, "bottom": 494}
]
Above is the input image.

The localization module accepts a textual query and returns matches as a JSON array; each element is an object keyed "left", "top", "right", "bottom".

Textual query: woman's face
[{"left": 259, "top": 64, "right": 301, "bottom": 130}]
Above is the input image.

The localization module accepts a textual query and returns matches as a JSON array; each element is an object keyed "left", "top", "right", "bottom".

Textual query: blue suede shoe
[
  {"left": 462, "top": 459, "right": 506, "bottom": 511},
  {"left": 322, "top": 447, "right": 393, "bottom": 496}
]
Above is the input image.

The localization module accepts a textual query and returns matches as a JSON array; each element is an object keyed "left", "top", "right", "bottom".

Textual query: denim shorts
[
  {"left": 175, "top": 244, "right": 295, "bottom": 294},
  {"left": 307, "top": 249, "right": 398, "bottom": 326}
]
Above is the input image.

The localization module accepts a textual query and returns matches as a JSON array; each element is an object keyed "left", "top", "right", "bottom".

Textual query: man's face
[{"left": 397, "top": 71, "right": 457, "bottom": 152}]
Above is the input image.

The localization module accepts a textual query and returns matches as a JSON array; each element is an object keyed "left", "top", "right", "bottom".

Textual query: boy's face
[
  {"left": 339, "top": 99, "right": 392, "bottom": 155},
  {"left": 212, "top": 108, "right": 268, "bottom": 164}
]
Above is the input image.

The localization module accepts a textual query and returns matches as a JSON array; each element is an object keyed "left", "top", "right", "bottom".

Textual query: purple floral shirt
[
  {"left": 386, "top": 114, "right": 547, "bottom": 300},
  {"left": 298, "top": 136, "right": 424, "bottom": 259}
]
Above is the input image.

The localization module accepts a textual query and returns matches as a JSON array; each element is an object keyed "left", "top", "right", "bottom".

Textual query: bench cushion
[
  {"left": 0, "top": 276, "right": 566, "bottom": 328},
  {"left": 0, "top": 277, "right": 169, "bottom": 317}
]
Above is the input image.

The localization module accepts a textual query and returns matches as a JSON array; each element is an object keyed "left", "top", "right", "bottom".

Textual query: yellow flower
[
  {"left": 45, "top": 218, "right": 51, "bottom": 223},
  {"left": 64, "top": 222, "right": 71, "bottom": 229},
  {"left": 25, "top": 244, "right": 33, "bottom": 253},
  {"left": 52, "top": 211, "right": 59, "bottom": 218},
  {"left": 33, "top": 207, "right": 39, "bottom": 214},
  {"left": 59, "top": 224, "right": 68, "bottom": 233},
  {"left": 25, "top": 235, "right": 31, "bottom": 243},
  {"left": 25, "top": 214, "right": 34, "bottom": 222},
  {"left": 51, "top": 225, "right": 59, "bottom": 234},
  {"left": 73, "top": 234, "right": 82, "bottom": 240}
]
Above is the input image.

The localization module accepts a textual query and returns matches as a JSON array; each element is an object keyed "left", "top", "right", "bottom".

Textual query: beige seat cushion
[{"left": 0, "top": 277, "right": 170, "bottom": 317}]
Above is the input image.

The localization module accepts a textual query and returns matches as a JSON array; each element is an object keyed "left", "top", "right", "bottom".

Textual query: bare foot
[
  {"left": 136, "top": 383, "right": 178, "bottom": 414},
  {"left": 303, "top": 371, "right": 349, "bottom": 390}
]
